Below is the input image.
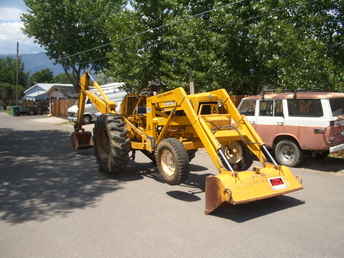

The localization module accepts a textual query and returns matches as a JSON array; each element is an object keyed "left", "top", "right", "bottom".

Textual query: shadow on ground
[
  {"left": 0, "top": 128, "right": 134, "bottom": 224},
  {"left": 137, "top": 159, "right": 304, "bottom": 222},
  {"left": 136, "top": 161, "right": 210, "bottom": 190},
  {"left": 211, "top": 196, "right": 305, "bottom": 222},
  {"left": 0, "top": 125, "right": 306, "bottom": 225},
  {"left": 299, "top": 156, "right": 344, "bottom": 172}
]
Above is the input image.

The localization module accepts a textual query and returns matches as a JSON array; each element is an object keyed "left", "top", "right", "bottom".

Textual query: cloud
[
  {"left": 0, "top": 7, "right": 23, "bottom": 21},
  {"left": 0, "top": 6, "right": 43, "bottom": 54},
  {"left": 0, "top": 21, "right": 43, "bottom": 55}
]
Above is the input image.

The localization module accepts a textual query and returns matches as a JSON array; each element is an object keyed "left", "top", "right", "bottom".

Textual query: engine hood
[{"left": 67, "top": 105, "right": 78, "bottom": 113}]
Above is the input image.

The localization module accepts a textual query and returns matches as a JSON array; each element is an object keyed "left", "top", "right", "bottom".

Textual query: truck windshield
[
  {"left": 238, "top": 100, "right": 256, "bottom": 116},
  {"left": 330, "top": 98, "right": 344, "bottom": 116}
]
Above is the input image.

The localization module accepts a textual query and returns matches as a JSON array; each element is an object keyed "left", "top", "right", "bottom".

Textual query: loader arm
[
  {"left": 147, "top": 87, "right": 302, "bottom": 214},
  {"left": 148, "top": 87, "right": 271, "bottom": 173},
  {"left": 201, "top": 89, "right": 268, "bottom": 164},
  {"left": 148, "top": 87, "right": 228, "bottom": 172}
]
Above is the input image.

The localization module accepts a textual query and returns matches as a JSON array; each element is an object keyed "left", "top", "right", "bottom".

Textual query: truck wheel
[
  {"left": 155, "top": 138, "right": 189, "bottom": 185},
  {"left": 94, "top": 114, "right": 130, "bottom": 174},
  {"left": 274, "top": 139, "right": 303, "bottom": 167}
]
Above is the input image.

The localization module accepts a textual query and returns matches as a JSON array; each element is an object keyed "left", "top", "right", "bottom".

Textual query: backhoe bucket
[
  {"left": 205, "top": 165, "right": 303, "bottom": 214},
  {"left": 71, "top": 130, "right": 93, "bottom": 150}
]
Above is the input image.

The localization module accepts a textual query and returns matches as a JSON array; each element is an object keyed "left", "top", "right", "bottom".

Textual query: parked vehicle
[
  {"left": 67, "top": 82, "right": 126, "bottom": 124},
  {"left": 67, "top": 99, "right": 96, "bottom": 123},
  {"left": 238, "top": 91, "right": 344, "bottom": 166}
]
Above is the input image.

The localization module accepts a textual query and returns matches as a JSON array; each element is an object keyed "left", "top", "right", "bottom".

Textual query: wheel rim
[
  {"left": 160, "top": 149, "right": 176, "bottom": 176},
  {"left": 224, "top": 141, "right": 243, "bottom": 164},
  {"left": 279, "top": 144, "right": 296, "bottom": 163}
]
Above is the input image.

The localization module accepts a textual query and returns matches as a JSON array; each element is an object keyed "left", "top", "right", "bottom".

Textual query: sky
[{"left": 0, "top": 0, "right": 43, "bottom": 55}]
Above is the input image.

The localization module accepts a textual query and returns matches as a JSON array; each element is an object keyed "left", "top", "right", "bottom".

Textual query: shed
[
  {"left": 23, "top": 83, "right": 53, "bottom": 101},
  {"left": 23, "top": 83, "right": 74, "bottom": 101},
  {"left": 47, "top": 84, "right": 76, "bottom": 99}
]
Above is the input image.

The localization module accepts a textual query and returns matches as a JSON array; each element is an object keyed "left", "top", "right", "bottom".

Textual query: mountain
[{"left": 0, "top": 52, "right": 64, "bottom": 75}]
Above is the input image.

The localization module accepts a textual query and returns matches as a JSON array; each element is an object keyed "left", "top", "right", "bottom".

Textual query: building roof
[
  {"left": 47, "top": 85, "right": 77, "bottom": 98},
  {"left": 24, "top": 83, "right": 73, "bottom": 94}
]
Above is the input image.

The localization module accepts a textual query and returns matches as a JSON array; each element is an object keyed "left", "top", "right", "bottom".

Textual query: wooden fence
[
  {"left": 230, "top": 95, "right": 247, "bottom": 106},
  {"left": 50, "top": 99, "right": 75, "bottom": 118}
]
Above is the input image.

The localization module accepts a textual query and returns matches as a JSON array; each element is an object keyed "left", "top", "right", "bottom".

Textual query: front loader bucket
[
  {"left": 71, "top": 130, "right": 93, "bottom": 150},
  {"left": 205, "top": 165, "right": 303, "bottom": 214}
]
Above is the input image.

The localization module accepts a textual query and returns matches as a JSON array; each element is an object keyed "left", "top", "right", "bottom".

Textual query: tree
[
  {"left": 22, "top": 0, "right": 126, "bottom": 90},
  {"left": 30, "top": 68, "right": 53, "bottom": 84},
  {"left": 0, "top": 57, "right": 28, "bottom": 106},
  {"left": 0, "top": 57, "right": 28, "bottom": 86},
  {"left": 106, "top": 0, "right": 344, "bottom": 94},
  {"left": 0, "top": 82, "right": 24, "bottom": 107},
  {"left": 106, "top": 0, "right": 210, "bottom": 93},
  {"left": 54, "top": 73, "right": 72, "bottom": 84}
]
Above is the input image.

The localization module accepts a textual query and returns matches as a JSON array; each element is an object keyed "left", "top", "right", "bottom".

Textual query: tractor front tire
[
  {"left": 155, "top": 138, "right": 190, "bottom": 185},
  {"left": 93, "top": 114, "right": 130, "bottom": 174}
]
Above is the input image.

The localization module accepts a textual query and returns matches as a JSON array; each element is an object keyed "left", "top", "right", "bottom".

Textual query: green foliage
[
  {"left": 54, "top": 73, "right": 72, "bottom": 84},
  {"left": 106, "top": 0, "right": 181, "bottom": 92},
  {"left": 0, "top": 83, "right": 24, "bottom": 106},
  {"left": 0, "top": 57, "right": 28, "bottom": 86},
  {"left": 22, "top": 0, "right": 126, "bottom": 89},
  {"left": 0, "top": 57, "right": 28, "bottom": 105},
  {"left": 106, "top": 0, "right": 344, "bottom": 94},
  {"left": 23, "top": 0, "right": 344, "bottom": 94},
  {"left": 30, "top": 69, "right": 53, "bottom": 84}
]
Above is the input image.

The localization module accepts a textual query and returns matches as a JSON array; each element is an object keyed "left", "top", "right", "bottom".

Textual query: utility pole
[{"left": 15, "top": 41, "right": 19, "bottom": 105}]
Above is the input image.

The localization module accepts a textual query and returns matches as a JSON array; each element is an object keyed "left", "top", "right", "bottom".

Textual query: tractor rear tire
[
  {"left": 93, "top": 114, "right": 130, "bottom": 174},
  {"left": 155, "top": 138, "right": 189, "bottom": 185}
]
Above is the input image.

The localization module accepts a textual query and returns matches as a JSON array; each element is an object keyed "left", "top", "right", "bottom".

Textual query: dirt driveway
[{"left": 1, "top": 113, "right": 344, "bottom": 258}]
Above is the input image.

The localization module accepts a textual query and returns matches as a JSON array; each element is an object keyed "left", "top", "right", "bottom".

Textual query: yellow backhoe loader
[{"left": 71, "top": 73, "right": 303, "bottom": 214}]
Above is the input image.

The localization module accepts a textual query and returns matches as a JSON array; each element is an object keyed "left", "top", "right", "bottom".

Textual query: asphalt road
[{"left": 1, "top": 112, "right": 344, "bottom": 258}]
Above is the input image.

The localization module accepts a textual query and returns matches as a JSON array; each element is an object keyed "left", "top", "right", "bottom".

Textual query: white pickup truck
[{"left": 67, "top": 82, "right": 126, "bottom": 124}]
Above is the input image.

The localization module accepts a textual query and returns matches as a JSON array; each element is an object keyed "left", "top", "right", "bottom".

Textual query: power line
[
  {"left": 78, "top": 4, "right": 287, "bottom": 69},
  {"left": 59, "top": 0, "right": 249, "bottom": 61}
]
